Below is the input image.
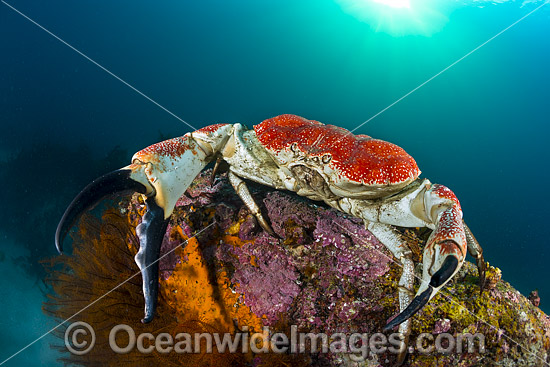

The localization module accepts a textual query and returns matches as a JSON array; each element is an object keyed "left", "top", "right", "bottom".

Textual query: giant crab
[{"left": 56, "top": 114, "right": 486, "bottom": 347}]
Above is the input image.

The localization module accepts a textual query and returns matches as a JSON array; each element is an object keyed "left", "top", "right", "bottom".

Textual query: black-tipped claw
[
  {"left": 135, "top": 197, "right": 169, "bottom": 324},
  {"left": 383, "top": 286, "right": 433, "bottom": 332},
  {"left": 55, "top": 169, "right": 148, "bottom": 254},
  {"left": 54, "top": 167, "right": 164, "bottom": 323},
  {"left": 429, "top": 255, "right": 459, "bottom": 288},
  {"left": 383, "top": 255, "right": 460, "bottom": 332}
]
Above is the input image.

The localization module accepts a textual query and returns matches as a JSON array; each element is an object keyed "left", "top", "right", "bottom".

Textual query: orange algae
[{"left": 161, "top": 230, "right": 263, "bottom": 334}]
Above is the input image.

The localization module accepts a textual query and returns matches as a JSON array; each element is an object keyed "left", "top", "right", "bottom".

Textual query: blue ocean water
[{"left": 1, "top": 1, "right": 549, "bottom": 365}]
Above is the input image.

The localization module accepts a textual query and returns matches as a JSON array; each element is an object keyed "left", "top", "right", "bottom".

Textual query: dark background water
[{"left": 1, "top": 0, "right": 549, "bottom": 365}]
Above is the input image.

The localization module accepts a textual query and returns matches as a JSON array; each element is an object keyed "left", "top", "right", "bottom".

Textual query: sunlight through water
[
  {"left": 337, "top": 0, "right": 451, "bottom": 36},
  {"left": 372, "top": 0, "right": 411, "bottom": 8}
]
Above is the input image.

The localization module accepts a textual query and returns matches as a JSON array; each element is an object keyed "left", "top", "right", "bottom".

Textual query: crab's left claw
[
  {"left": 384, "top": 185, "right": 467, "bottom": 332},
  {"left": 56, "top": 126, "right": 234, "bottom": 323},
  {"left": 383, "top": 240, "right": 463, "bottom": 332}
]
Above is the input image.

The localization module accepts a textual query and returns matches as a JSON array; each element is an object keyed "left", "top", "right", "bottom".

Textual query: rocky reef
[{"left": 44, "top": 169, "right": 550, "bottom": 366}]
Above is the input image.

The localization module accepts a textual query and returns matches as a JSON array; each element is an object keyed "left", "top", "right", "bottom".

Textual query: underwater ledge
[{"left": 44, "top": 169, "right": 550, "bottom": 367}]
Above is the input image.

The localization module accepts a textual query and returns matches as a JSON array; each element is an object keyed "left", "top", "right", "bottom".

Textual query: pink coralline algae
[
  {"left": 219, "top": 232, "right": 301, "bottom": 325},
  {"left": 161, "top": 171, "right": 396, "bottom": 339},
  {"left": 215, "top": 189, "right": 392, "bottom": 330},
  {"left": 175, "top": 170, "right": 224, "bottom": 207}
]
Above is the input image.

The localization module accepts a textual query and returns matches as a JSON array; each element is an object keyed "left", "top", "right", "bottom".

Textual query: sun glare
[
  {"left": 337, "top": 0, "right": 449, "bottom": 36},
  {"left": 372, "top": 0, "right": 411, "bottom": 9}
]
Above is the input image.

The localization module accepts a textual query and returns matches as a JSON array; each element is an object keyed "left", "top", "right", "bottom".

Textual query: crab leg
[
  {"left": 228, "top": 171, "right": 275, "bottom": 235},
  {"left": 209, "top": 156, "right": 223, "bottom": 186},
  {"left": 463, "top": 221, "right": 487, "bottom": 294},
  {"left": 366, "top": 222, "right": 414, "bottom": 364},
  {"left": 56, "top": 124, "right": 234, "bottom": 323}
]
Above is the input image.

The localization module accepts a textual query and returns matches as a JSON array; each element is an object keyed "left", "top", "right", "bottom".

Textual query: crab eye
[
  {"left": 322, "top": 154, "right": 332, "bottom": 164},
  {"left": 290, "top": 143, "right": 298, "bottom": 153}
]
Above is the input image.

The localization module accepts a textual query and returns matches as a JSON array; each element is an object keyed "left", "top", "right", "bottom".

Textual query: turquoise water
[{"left": 1, "top": 1, "right": 549, "bottom": 365}]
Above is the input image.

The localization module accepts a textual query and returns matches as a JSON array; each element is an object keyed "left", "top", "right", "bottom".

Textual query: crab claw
[
  {"left": 135, "top": 196, "right": 169, "bottom": 323},
  {"left": 383, "top": 240, "right": 462, "bottom": 332},
  {"left": 384, "top": 188, "right": 467, "bottom": 332},
  {"left": 55, "top": 167, "right": 153, "bottom": 254},
  {"left": 55, "top": 128, "right": 233, "bottom": 322}
]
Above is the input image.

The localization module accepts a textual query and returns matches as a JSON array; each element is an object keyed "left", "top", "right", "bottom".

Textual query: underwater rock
[{"left": 45, "top": 169, "right": 550, "bottom": 367}]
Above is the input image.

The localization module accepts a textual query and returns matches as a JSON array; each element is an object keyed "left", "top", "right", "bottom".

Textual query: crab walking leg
[
  {"left": 228, "top": 171, "right": 275, "bottom": 235},
  {"left": 209, "top": 156, "right": 223, "bottom": 185},
  {"left": 366, "top": 223, "right": 414, "bottom": 347},
  {"left": 463, "top": 221, "right": 487, "bottom": 293}
]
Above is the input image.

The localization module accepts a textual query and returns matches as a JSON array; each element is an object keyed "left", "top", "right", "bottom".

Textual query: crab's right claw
[
  {"left": 54, "top": 162, "right": 168, "bottom": 323},
  {"left": 135, "top": 196, "right": 169, "bottom": 323},
  {"left": 55, "top": 129, "right": 230, "bottom": 323}
]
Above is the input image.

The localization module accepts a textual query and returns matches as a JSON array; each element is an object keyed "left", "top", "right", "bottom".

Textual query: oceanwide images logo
[{"left": 64, "top": 322, "right": 485, "bottom": 360}]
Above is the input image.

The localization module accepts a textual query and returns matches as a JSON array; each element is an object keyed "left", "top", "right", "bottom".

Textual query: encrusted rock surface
[{"left": 46, "top": 169, "right": 550, "bottom": 367}]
